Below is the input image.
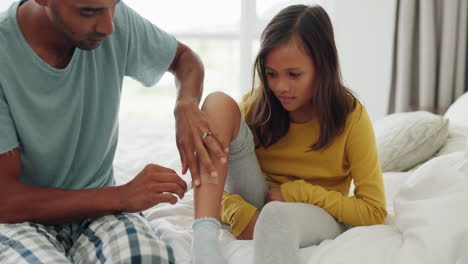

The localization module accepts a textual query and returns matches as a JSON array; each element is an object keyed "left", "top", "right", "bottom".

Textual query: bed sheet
[{"left": 114, "top": 119, "right": 468, "bottom": 264}]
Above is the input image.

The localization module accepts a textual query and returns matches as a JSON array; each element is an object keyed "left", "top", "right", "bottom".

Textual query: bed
[{"left": 114, "top": 92, "right": 468, "bottom": 264}]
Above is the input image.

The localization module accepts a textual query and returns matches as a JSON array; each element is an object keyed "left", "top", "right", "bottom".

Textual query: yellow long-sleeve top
[{"left": 221, "top": 99, "right": 387, "bottom": 236}]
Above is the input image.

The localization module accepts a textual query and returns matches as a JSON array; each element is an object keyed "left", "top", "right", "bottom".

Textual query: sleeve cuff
[
  {"left": 230, "top": 204, "right": 257, "bottom": 237},
  {"left": 280, "top": 180, "right": 304, "bottom": 203}
]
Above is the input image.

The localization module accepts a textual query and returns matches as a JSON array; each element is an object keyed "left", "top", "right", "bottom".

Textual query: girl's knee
[
  {"left": 257, "top": 202, "right": 326, "bottom": 226},
  {"left": 260, "top": 201, "right": 287, "bottom": 217},
  {"left": 202, "top": 92, "right": 239, "bottom": 115},
  {"left": 202, "top": 92, "right": 241, "bottom": 142},
  {"left": 256, "top": 201, "right": 289, "bottom": 228}
]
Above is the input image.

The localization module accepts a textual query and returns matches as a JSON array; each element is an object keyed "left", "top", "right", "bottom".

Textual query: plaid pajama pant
[{"left": 0, "top": 213, "right": 175, "bottom": 264}]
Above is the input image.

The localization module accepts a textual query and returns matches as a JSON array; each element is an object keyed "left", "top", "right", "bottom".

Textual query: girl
[{"left": 191, "top": 5, "right": 387, "bottom": 264}]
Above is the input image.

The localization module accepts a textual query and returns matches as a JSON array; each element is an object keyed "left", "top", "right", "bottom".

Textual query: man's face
[{"left": 46, "top": 0, "right": 120, "bottom": 50}]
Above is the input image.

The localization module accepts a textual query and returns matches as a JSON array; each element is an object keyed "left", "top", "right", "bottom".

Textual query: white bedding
[{"left": 114, "top": 119, "right": 468, "bottom": 264}]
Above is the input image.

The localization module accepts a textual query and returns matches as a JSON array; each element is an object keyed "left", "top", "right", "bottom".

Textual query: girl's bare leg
[
  {"left": 194, "top": 91, "right": 241, "bottom": 219},
  {"left": 192, "top": 92, "right": 241, "bottom": 264}
]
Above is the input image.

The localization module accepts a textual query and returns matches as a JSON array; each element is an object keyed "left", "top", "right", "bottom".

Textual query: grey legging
[{"left": 225, "top": 118, "right": 347, "bottom": 264}]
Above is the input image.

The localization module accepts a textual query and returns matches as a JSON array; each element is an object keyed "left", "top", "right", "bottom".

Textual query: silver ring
[{"left": 202, "top": 131, "right": 212, "bottom": 141}]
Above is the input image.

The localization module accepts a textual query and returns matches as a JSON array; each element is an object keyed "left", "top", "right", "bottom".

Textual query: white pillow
[
  {"left": 444, "top": 91, "right": 468, "bottom": 127},
  {"left": 374, "top": 111, "right": 449, "bottom": 172},
  {"left": 434, "top": 124, "right": 468, "bottom": 157},
  {"left": 436, "top": 92, "right": 468, "bottom": 157}
]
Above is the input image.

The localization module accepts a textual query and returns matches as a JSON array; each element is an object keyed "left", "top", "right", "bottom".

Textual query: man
[{"left": 0, "top": 0, "right": 227, "bottom": 263}]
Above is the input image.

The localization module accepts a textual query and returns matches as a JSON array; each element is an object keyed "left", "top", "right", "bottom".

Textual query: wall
[{"left": 333, "top": 0, "right": 397, "bottom": 121}]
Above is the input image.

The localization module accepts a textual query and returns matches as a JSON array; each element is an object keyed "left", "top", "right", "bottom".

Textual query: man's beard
[
  {"left": 50, "top": 3, "right": 105, "bottom": 51},
  {"left": 75, "top": 36, "right": 106, "bottom": 50}
]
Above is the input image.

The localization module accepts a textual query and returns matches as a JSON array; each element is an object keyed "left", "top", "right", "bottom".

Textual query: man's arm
[
  {"left": 169, "top": 42, "right": 228, "bottom": 187},
  {"left": 0, "top": 148, "right": 187, "bottom": 225}
]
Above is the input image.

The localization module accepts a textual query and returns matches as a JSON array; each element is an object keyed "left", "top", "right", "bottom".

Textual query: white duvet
[{"left": 114, "top": 119, "right": 468, "bottom": 264}]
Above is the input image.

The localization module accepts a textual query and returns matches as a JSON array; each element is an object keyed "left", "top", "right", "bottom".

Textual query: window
[{"left": 122, "top": 0, "right": 333, "bottom": 122}]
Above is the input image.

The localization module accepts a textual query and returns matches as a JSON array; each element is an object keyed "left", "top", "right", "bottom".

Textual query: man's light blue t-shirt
[{"left": 0, "top": 1, "right": 177, "bottom": 190}]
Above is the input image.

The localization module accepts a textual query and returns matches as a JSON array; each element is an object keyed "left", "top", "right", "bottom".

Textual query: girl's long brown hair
[{"left": 246, "top": 4, "right": 357, "bottom": 151}]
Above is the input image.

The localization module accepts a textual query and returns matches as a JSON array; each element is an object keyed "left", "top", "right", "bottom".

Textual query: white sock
[{"left": 192, "top": 217, "right": 227, "bottom": 264}]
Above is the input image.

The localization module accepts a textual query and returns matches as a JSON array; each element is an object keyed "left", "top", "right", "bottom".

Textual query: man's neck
[{"left": 17, "top": 1, "right": 75, "bottom": 69}]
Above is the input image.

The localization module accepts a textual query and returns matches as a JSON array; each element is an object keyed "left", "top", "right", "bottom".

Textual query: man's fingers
[
  {"left": 176, "top": 136, "right": 191, "bottom": 175},
  {"left": 153, "top": 183, "right": 185, "bottom": 199},
  {"left": 153, "top": 193, "right": 178, "bottom": 205},
  {"left": 186, "top": 151, "right": 200, "bottom": 186},
  {"left": 203, "top": 132, "right": 227, "bottom": 164},
  {"left": 177, "top": 144, "right": 188, "bottom": 175},
  {"left": 194, "top": 143, "right": 218, "bottom": 179},
  {"left": 145, "top": 164, "right": 177, "bottom": 174},
  {"left": 150, "top": 172, "right": 187, "bottom": 191},
  {"left": 182, "top": 163, "right": 189, "bottom": 175}
]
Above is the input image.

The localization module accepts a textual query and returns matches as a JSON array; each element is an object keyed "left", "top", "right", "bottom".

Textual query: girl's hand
[{"left": 265, "top": 187, "right": 284, "bottom": 203}]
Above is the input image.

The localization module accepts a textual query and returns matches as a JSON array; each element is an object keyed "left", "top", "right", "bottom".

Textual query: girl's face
[{"left": 265, "top": 37, "right": 316, "bottom": 123}]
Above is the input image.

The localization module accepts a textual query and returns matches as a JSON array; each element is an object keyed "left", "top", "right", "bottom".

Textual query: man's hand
[
  {"left": 174, "top": 99, "right": 227, "bottom": 187},
  {"left": 168, "top": 41, "right": 227, "bottom": 188},
  {"left": 118, "top": 164, "right": 187, "bottom": 213},
  {"left": 265, "top": 187, "right": 285, "bottom": 203}
]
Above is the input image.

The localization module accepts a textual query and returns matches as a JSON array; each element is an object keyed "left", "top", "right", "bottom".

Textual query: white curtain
[{"left": 389, "top": 0, "right": 468, "bottom": 114}]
